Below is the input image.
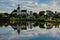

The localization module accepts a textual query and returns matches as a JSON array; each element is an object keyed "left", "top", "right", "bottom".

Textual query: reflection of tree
[
  {"left": 46, "top": 23, "right": 53, "bottom": 29},
  {"left": 18, "top": 21, "right": 28, "bottom": 26},
  {"left": 0, "top": 20, "right": 9, "bottom": 27},
  {"left": 33, "top": 22, "right": 39, "bottom": 27},
  {"left": 55, "top": 23, "right": 60, "bottom": 28},
  {"left": 39, "top": 23, "right": 45, "bottom": 28},
  {"left": 0, "top": 23, "right": 8, "bottom": 27},
  {"left": 33, "top": 22, "right": 55, "bottom": 29}
]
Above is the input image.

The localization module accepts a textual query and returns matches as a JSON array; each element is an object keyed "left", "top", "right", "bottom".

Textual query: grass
[{"left": 11, "top": 18, "right": 60, "bottom": 23}]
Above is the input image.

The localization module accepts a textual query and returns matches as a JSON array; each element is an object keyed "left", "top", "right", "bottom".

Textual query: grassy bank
[{"left": 14, "top": 18, "right": 60, "bottom": 23}]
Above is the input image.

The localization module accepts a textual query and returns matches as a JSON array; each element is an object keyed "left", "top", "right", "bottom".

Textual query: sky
[{"left": 0, "top": 0, "right": 60, "bottom": 13}]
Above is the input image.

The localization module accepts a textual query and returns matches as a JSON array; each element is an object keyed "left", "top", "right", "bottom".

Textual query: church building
[
  {"left": 11, "top": 5, "right": 28, "bottom": 15},
  {"left": 11, "top": 4, "right": 33, "bottom": 18}
]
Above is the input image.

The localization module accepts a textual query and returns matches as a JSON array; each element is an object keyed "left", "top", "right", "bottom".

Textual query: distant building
[
  {"left": 11, "top": 4, "right": 33, "bottom": 18},
  {"left": 30, "top": 11, "right": 33, "bottom": 18},
  {"left": 11, "top": 5, "right": 28, "bottom": 14}
]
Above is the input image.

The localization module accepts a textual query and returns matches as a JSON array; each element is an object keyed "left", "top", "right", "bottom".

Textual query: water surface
[{"left": 0, "top": 22, "right": 60, "bottom": 40}]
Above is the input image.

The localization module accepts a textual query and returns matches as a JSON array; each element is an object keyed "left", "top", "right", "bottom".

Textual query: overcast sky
[{"left": 0, "top": 0, "right": 60, "bottom": 13}]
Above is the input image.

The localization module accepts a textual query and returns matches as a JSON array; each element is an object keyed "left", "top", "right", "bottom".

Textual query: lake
[{"left": 0, "top": 21, "right": 60, "bottom": 40}]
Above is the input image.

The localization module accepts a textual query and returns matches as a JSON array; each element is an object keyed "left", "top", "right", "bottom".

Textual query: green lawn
[{"left": 13, "top": 18, "right": 60, "bottom": 23}]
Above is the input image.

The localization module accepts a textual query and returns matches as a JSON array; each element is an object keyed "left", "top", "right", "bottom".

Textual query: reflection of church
[{"left": 11, "top": 22, "right": 33, "bottom": 35}]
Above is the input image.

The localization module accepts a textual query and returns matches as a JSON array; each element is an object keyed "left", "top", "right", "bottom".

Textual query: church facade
[
  {"left": 11, "top": 5, "right": 28, "bottom": 14},
  {"left": 11, "top": 5, "right": 33, "bottom": 18}
]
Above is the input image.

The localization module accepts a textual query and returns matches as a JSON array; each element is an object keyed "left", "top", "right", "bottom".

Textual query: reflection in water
[
  {"left": 39, "top": 23, "right": 45, "bottom": 28},
  {"left": 55, "top": 23, "right": 60, "bottom": 28},
  {"left": 0, "top": 21, "right": 60, "bottom": 40},
  {"left": 45, "top": 23, "right": 53, "bottom": 29},
  {"left": 0, "top": 21, "right": 60, "bottom": 34}
]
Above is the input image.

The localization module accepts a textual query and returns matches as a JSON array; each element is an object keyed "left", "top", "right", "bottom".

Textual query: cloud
[{"left": 0, "top": 0, "right": 60, "bottom": 13}]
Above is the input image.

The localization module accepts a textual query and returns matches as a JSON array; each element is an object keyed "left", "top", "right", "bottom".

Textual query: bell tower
[
  {"left": 17, "top": 4, "right": 20, "bottom": 10},
  {"left": 17, "top": 4, "right": 20, "bottom": 15}
]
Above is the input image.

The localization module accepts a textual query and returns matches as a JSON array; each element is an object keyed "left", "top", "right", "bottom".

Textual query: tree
[
  {"left": 10, "top": 13, "right": 17, "bottom": 18},
  {"left": 33, "top": 12, "right": 40, "bottom": 18},
  {"left": 39, "top": 11, "right": 45, "bottom": 16},
  {"left": 33, "top": 12, "right": 37, "bottom": 16},
  {"left": 54, "top": 11, "right": 60, "bottom": 19},
  {"left": 46, "top": 10, "right": 54, "bottom": 15}
]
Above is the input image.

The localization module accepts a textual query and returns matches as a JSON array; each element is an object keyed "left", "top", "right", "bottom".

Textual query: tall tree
[
  {"left": 46, "top": 10, "right": 54, "bottom": 15},
  {"left": 33, "top": 12, "right": 39, "bottom": 18},
  {"left": 39, "top": 11, "right": 45, "bottom": 16}
]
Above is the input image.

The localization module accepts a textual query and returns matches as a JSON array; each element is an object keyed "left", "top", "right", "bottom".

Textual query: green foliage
[
  {"left": 33, "top": 12, "right": 40, "bottom": 18},
  {"left": 39, "top": 11, "right": 45, "bottom": 16}
]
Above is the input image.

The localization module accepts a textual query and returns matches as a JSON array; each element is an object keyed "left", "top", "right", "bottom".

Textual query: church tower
[{"left": 17, "top": 4, "right": 20, "bottom": 10}]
